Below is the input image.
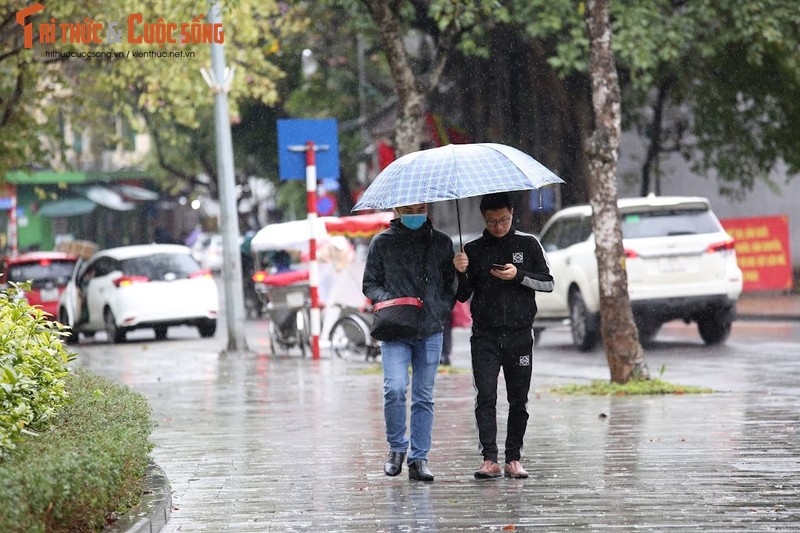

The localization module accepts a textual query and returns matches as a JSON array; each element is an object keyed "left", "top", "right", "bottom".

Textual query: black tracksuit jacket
[
  {"left": 363, "top": 218, "right": 456, "bottom": 338},
  {"left": 455, "top": 228, "right": 554, "bottom": 331}
]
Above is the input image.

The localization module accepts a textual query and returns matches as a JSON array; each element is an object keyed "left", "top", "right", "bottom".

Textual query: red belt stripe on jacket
[{"left": 373, "top": 297, "right": 423, "bottom": 311}]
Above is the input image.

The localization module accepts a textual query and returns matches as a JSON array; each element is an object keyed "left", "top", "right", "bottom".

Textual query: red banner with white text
[{"left": 720, "top": 215, "right": 792, "bottom": 292}]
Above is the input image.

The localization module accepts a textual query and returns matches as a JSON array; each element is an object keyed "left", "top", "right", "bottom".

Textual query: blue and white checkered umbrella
[{"left": 352, "top": 143, "right": 564, "bottom": 211}]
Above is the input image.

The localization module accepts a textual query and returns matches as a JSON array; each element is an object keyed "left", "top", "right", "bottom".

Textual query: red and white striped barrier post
[{"left": 305, "top": 141, "right": 321, "bottom": 360}]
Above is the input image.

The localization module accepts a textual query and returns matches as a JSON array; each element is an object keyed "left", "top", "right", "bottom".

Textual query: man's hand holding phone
[{"left": 490, "top": 262, "right": 515, "bottom": 280}]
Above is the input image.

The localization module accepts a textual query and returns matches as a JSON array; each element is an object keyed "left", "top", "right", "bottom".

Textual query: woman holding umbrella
[{"left": 362, "top": 203, "right": 456, "bottom": 482}]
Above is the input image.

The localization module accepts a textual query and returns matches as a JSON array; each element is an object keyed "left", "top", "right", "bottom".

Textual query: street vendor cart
[{"left": 250, "top": 212, "right": 393, "bottom": 360}]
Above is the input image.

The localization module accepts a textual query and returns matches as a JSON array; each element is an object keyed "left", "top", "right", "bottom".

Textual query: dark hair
[{"left": 479, "top": 192, "right": 513, "bottom": 213}]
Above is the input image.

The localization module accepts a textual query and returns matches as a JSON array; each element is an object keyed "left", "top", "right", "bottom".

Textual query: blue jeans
[{"left": 381, "top": 332, "right": 442, "bottom": 463}]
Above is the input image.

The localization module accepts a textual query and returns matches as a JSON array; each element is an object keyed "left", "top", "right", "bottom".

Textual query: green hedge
[
  {"left": 1, "top": 282, "right": 73, "bottom": 457},
  {"left": 0, "top": 370, "right": 155, "bottom": 532},
  {"left": 0, "top": 283, "right": 155, "bottom": 532}
]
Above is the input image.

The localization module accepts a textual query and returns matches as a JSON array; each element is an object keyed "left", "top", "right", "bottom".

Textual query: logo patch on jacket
[
  {"left": 519, "top": 355, "right": 530, "bottom": 367},
  {"left": 513, "top": 252, "right": 523, "bottom": 263}
]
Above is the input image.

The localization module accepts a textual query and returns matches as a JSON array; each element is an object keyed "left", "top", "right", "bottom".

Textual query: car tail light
[
  {"left": 189, "top": 269, "right": 212, "bottom": 279},
  {"left": 252, "top": 270, "right": 268, "bottom": 283},
  {"left": 706, "top": 239, "right": 735, "bottom": 253},
  {"left": 624, "top": 248, "right": 638, "bottom": 259},
  {"left": 113, "top": 275, "right": 149, "bottom": 287},
  {"left": 39, "top": 259, "right": 51, "bottom": 266}
]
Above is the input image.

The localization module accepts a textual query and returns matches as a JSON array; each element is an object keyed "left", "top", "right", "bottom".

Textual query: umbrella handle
[{"left": 456, "top": 199, "right": 463, "bottom": 251}]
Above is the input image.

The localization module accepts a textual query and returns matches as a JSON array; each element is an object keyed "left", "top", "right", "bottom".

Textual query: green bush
[
  {"left": 0, "top": 282, "right": 73, "bottom": 458},
  {"left": 0, "top": 283, "right": 155, "bottom": 532},
  {"left": 0, "top": 370, "right": 155, "bottom": 532}
]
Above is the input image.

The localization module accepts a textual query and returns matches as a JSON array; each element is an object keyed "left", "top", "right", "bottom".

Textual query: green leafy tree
[
  {"left": 0, "top": 1, "right": 307, "bottom": 198},
  {"left": 312, "top": 0, "right": 507, "bottom": 157},
  {"left": 85, "top": 1, "right": 305, "bottom": 194},
  {"left": 0, "top": 2, "right": 94, "bottom": 179},
  {"left": 442, "top": 0, "right": 800, "bottom": 200}
]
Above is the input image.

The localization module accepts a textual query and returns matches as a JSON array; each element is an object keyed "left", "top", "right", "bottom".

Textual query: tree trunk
[
  {"left": 584, "top": 0, "right": 647, "bottom": 384},
  {"left": 361, "top": 0, "right": 430, "bottom": 157}
]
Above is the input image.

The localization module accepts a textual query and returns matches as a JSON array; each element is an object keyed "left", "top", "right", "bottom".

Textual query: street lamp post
[{"left": 204, "top": 1, "right": 248, "bottom": 354}]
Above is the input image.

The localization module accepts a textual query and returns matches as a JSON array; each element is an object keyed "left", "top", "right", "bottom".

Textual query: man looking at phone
[{"left": 453, "top": 192, "right": 554, "bottom": 479}]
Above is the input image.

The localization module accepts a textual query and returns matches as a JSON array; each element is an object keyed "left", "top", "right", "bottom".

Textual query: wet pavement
[{"left": 71, "top": 293, "right": 800, "bottom": 532}]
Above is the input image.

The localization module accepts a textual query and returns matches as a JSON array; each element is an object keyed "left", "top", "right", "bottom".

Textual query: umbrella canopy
[{"left": 352, "top": 143, "right": 565, "bottom": 211}]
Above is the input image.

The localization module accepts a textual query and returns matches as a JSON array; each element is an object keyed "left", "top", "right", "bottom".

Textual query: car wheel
[
  {"left": 104, "top": 308, "right": 126, "bottom": 344},
  {"left": 697, "top": 312, "right": 732, "bottom": 345},
  {"left": 198, "top": 319, "right": 217, "bottom": 338},
  {"left": 329, "top": 316, "right": 369, "bottom": 362},
  {"left": 635, "top": 320, "right": 662, "bottom": 343},
  {"left": 59, "top": 308, "right": 77, "bottom": 345},
  {"left": 569, "top": 288, "right": 599, "bottom": 352},
  {"left": 154, "top": 326, "right": 168, "bottom": 341}
]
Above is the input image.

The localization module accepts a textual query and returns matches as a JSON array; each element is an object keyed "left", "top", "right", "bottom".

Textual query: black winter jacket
[
  {"left": 456, "top": 228, "right": 554, "bottom": 332},
  {"left": 363, "top": 218, "right": 456, "bottom": 338}
]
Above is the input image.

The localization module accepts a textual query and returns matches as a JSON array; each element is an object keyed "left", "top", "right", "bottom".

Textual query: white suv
[{"left": 535, "top": 195, "right": 743, "bottom": 350}]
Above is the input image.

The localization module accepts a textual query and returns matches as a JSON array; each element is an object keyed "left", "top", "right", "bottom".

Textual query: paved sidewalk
[
  {"left": 736, "top": 291, "right": 800, "bottom": 321},
  {"left": 73, "top": 294, "right": 800, "bottom": 532}
]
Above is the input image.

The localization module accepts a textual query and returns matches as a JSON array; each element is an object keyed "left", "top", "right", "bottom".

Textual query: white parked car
[
  {"left": 58, "top": 244, "right": 219, "bottom": 343},
  {"left": 535, "top": 195, "right": 743, "bottom": 350},
  {"left": 190, "top": 233, "right": 224, "bottom": 272}
]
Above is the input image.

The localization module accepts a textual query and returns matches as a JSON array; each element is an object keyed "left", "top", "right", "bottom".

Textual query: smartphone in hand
[{"left": 491, "top": 263, "right": 508, "bottom": 270}]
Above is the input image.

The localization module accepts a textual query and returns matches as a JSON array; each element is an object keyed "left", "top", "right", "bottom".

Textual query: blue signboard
[{"left": 277, "top": 119, "right": 340, "bottom": 181}]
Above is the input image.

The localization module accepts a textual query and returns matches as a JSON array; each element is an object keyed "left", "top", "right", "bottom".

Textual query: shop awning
[
  {"left": 84, "top": 186, "right": 136, "bottom": 210},
  {"left": 115, "top": 184, "right": 159, "bottom": 201},
  {"left": 6, "top": 170, "right": 89, "bottom": 184},
  {"left": 6, "top": 169, "right": 152, "bottom": 185},
  {"left": 38, "top": 198, "right": 97, "bottom": 218}
]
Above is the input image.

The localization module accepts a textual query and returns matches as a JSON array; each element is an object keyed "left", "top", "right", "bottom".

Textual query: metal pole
[
  {"left": 9, "top": 184, "right": 18, "bottom": 256},
  {"left": 208, "top": 1, "right": 248, "bottom": 353},
  {"left": 305, "top": 142, "right": 321, "bottom": 360}
]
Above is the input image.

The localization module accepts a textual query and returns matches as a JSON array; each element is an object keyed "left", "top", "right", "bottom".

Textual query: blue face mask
[{"left": 400, "top": 214, "right": 427, "bottom": 230}]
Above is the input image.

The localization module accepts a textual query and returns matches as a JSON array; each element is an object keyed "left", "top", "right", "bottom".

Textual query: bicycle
[{"left": 328, "top": 304, "right": 380, "bottom": 362}]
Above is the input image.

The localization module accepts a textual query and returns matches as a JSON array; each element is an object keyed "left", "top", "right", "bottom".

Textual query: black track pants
[{"left": 471, "top": 327, "right": 533, "bottom": 463}]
